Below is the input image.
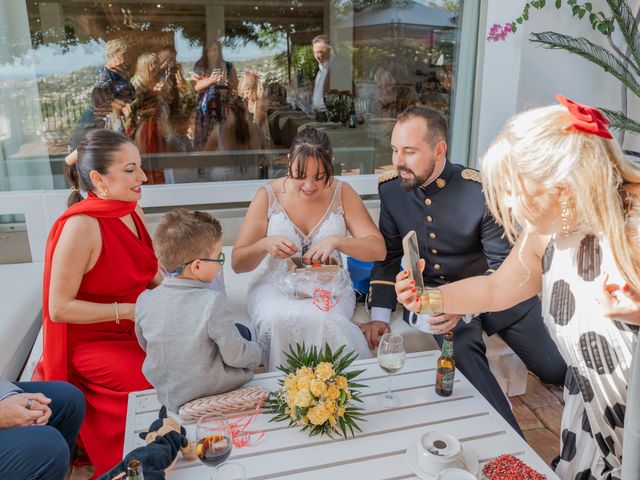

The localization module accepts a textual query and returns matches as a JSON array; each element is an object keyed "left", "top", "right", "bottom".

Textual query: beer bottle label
[
  {"left": 442, "top": 340, "right": 453, "bottom": 358},
  {"left": 441, "top": 371, "right": 455, "bottom": 392}
]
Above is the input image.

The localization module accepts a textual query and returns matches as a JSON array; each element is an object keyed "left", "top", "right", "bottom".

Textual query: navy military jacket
[{"left": 368, "top": 160, "right": 527, "bottom": 335}]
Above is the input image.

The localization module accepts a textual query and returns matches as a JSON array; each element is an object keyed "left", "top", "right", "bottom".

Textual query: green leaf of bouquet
[
  {"left": 348, "top": 382, "right": 367, "bottom": 388},
  {"left": 345, "top": 369, "right": 366, "bottom": 380}
]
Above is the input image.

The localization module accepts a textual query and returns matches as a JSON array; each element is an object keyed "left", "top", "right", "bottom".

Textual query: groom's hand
[{"left": 360, "top": 321, "right": 390, "bottom": 350}]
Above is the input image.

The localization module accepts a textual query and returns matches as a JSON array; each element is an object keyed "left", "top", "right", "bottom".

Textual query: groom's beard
[{"left": 398, "top": 165, "right": 435, "bottom": 192}]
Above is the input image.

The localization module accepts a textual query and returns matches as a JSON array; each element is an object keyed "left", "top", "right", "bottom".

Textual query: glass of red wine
[{"left": 196, "top": 415, "right": 246, "bottom": 479}]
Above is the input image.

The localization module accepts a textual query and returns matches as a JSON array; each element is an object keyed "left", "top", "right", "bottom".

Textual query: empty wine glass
[
  {"left": 196, "top": 415, "right": 246, "bottom": 479},
  {"left": 377, "top": 332, "right": 406, "bottom": 407}
]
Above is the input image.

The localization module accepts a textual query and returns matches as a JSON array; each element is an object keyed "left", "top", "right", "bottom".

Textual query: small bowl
[{"left": 416, "top": 432, "right": 462, "bottom": 475}]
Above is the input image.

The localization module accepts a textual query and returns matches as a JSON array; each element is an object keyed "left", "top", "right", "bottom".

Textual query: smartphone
[{"left": 402, "top": 230, "right": 424, "bottom": 294}]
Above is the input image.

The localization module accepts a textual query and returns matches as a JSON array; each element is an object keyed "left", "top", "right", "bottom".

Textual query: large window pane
[{"left": 0, "top": 0, "right": 468, "bottom": 190}]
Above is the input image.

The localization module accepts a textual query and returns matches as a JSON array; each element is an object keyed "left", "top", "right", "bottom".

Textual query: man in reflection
[
  {"left": 310, "top": 35, "right": 354, "bottom": 121},
  {"left": 311, "top": 35, "right": 332, "bottom": 120}
]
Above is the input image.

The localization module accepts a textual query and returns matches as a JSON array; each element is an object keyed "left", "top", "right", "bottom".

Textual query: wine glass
[
  {"left": 377, "top": 332, "right": 406, "bottom": 407},
  {"left": 196, "top": 415, "right": 246, "bottom": 479}
]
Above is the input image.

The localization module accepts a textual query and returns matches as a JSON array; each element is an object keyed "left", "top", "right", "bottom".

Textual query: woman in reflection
[
  {"left": 232, "top": 127, "right": 386, "bottom": 369},
  {"left": 192, "top": 39, "right": 239, "bottom": 150},
  {"left": 203, "top": 95, "right": 264, "bottom": 179},
  {"left": 204, "top": 96, "right": 263, "bottom": 149},
  {"left": 92, "top": 38, "right": 135, "bottom": 133},
  {"left": 239, "top": 71, "right": 271, "bottom": 148},
  {"left": 38, "top": 130, "right": 159, "bottom": 475},
  {"left": 395, "top": 97, "right": 640, "bottom": 480},
  {"left": 157, "top": 45, "right": 187, "bottom": 116},
  {"left": 130, "top": 52, "right": 168, "bottom": 183}
]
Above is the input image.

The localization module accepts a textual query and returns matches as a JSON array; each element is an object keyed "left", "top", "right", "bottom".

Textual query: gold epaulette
[
  {"left": 378, "top": 170, "right": 399, "bottom": 184},
  {"left": 461, "top": 168, "right": 481, "bottom": 183}
]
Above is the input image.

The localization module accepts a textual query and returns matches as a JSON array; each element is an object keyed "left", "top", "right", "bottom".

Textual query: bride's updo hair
[{"left": 287, "top": 127, "right": 334, "bottom": 187}]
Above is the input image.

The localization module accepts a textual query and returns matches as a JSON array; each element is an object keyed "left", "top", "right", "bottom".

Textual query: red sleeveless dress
[{"left": 38, "top": 194, "right": 157, "bottom": 476}]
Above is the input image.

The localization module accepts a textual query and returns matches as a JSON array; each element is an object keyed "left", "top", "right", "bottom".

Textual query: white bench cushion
[
  {"left": 14, "top": 248, "right": 526, "bottom": 397},
  {"left": 0, "top": 262, "right": 44, "bottom": 381}
]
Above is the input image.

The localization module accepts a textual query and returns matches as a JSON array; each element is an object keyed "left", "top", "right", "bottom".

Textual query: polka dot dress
[{"left": 541, "top": 231, "right": 636, "bottom": 480}]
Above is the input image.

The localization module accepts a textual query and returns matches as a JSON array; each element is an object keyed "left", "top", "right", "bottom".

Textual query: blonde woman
[
  {"left": 395, "top": 96, "right": 640, "bottom": 479},
  {"left": 130, "top": 52, "right": 168, "bottom": 183},
  {"left": 239, "top": 71, "right": 271, "bottom": 148}
]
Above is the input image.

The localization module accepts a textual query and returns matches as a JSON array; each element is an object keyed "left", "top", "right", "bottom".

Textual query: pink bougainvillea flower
[{"left": 487, "top": 22, "right": 513, "bottom": 41}]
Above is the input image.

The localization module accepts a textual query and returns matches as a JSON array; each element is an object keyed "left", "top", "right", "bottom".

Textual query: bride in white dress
[{"left": 232, "top": 127, "right": 386, "bottom": 370}]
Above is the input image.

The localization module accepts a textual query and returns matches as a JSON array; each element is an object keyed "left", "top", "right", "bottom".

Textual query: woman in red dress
[{"left": 38, "top": 129, "right": 159, "bottom": 476}]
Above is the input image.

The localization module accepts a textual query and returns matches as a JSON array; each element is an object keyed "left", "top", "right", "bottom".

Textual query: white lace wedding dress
[{"left": 247, "top": 181, "right": 373, "bottom": 370}]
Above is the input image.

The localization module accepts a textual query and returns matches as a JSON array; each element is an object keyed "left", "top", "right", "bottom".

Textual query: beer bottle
[
  {"left": 435, "top": 331, "right": 455, "bottom": 397},
  {"left": 126, "top": 459, "right": 144, "bottom": 480}
]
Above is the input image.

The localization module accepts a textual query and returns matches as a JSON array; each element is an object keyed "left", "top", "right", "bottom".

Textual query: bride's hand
[
  {"left": 395, "top": 259, "right": 425, "bottom": 313},
  {"left": 262, "top": 236, "right": 298, "bottom": 259},
  {"left": 303, "top": 236, "right": 337, "bottom": 264}
]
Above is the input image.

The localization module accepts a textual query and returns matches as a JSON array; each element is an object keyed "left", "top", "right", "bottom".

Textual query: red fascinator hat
[{"left": 556, "top": 95, "right": 612, "bottom": 139}]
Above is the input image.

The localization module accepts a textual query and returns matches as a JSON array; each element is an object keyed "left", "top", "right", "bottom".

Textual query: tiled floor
[
  {"left": 514, "top": 374, "right": 564, "bottom": 467},
  {"left": 70, "top": 373, "right": 563, "bottom": 479}
]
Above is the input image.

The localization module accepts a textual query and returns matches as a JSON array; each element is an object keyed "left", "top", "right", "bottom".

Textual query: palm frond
[
  {"left": 606, "top": 0, "right": 640, "bottom": 70},
  {"left": 530, "top": 31, "right": 640, "bottom": 97},
  {"left": 599, "top": 107, "right": 640, "bottom": 134}
]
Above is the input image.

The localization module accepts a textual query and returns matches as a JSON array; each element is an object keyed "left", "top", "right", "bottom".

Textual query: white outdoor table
[{"left": 124, "top": 351, "right": 560, "bottom": 479}]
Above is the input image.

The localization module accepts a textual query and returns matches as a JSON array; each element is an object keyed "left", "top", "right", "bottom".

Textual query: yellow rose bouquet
[{"left": 266, "top": 343, "right": 366, "bottom": 438}]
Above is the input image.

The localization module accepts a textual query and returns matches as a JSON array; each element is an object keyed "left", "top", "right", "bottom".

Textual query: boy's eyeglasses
[{"left": 168, "top": 252, "right": 225, "bottom": 276}]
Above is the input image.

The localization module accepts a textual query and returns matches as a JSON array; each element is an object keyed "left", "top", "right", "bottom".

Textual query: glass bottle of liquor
[
  {"left": 348, "top": 98, "right": 357, "bottom": 128},
  {"left": 435, "top": 331, "right": 455, "bottom": 397},
  {"left": 126, "top": 459, "right": 144, "bottom": 480}
]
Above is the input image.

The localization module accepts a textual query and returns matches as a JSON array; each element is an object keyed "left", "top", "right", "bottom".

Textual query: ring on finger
[{"left": 25, "top": 399, "right": 33, "bottom": 410}]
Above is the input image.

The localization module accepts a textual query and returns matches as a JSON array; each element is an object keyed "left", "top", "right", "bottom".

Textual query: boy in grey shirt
[{"left": 136, "top": 209, "right": 261, "bottom": 412}]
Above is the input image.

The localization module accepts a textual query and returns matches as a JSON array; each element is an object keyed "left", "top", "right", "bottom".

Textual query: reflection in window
[{"left": 0, "top": 0, "right": 463, "bottom": 189}]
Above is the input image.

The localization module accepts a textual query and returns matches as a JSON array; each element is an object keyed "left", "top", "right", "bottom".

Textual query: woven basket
[{"left": 178, "top": 386, "right": 267, "bottom": 421}]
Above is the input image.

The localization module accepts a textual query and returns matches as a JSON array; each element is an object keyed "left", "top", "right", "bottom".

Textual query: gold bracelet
[
  {"left": 419, "top": 289, "right": 444, "bottom": 315},
  {"left": 112, "top": 302, "right": 120, "bottom": 324}
]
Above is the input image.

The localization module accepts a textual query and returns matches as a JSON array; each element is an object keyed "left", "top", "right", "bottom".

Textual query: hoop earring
[{"left": 560, "top": 197, "right": 571, "bottom": 235}]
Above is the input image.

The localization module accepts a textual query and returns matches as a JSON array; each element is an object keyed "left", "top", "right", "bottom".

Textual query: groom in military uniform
[{"left": 361, "top": 104, "right": 566, "bottom": 435}]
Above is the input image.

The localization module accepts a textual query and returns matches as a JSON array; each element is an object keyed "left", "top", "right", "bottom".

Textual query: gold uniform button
[
  {"left": 426, "top": 216, "right": 433, "bottom": 222},
  {"left": 425, "top": 198, "right": 432, "bottom": 206},
  {"left": 434, "top": 264, "right": 441, "bottom": 271},
  {"left": 429, "top": 232, "right": 436, "bottom": 239},
  {"left": 432, "top": 249, "right": 438, "bottom": 254}
]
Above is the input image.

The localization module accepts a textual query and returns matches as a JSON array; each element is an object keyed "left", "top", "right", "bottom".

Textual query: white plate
[{"left": 405, "top": 442, "right": 480, "bottom": 479}]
